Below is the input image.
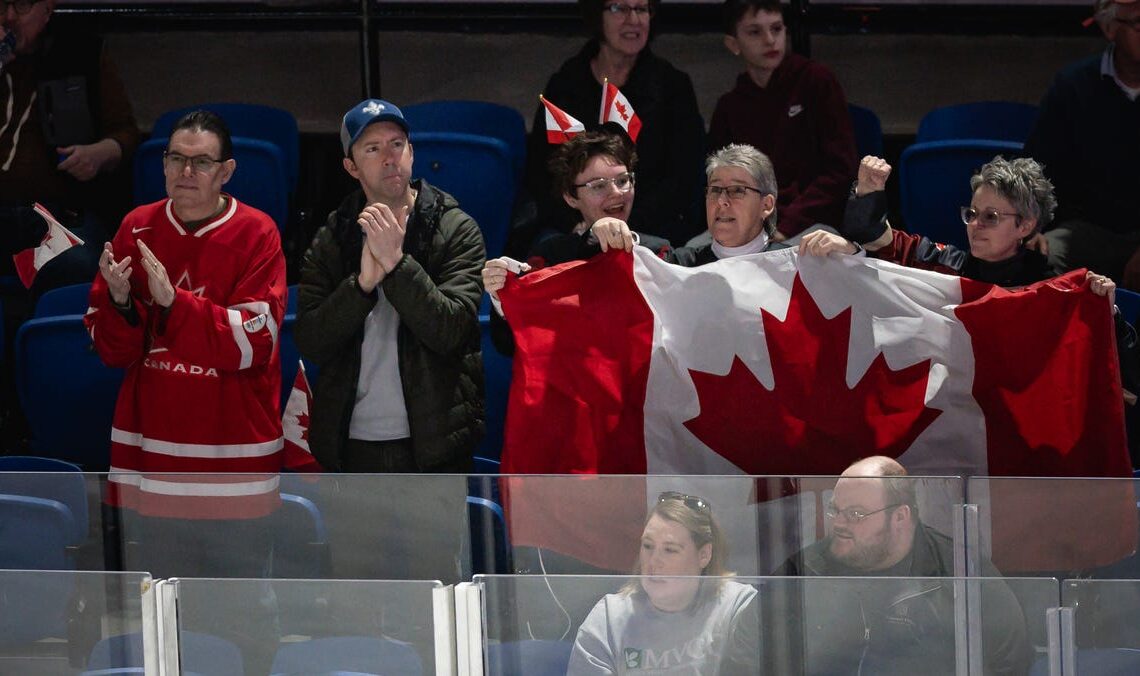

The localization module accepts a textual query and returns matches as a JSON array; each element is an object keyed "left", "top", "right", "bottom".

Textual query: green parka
[{"left": 295, "top": 180, "right": 485, "bottom": 471}]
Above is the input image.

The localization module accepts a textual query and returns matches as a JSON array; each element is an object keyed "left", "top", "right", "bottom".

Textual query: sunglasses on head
[{"left": 657, "top": 491, "right": 711, "bottom": 513}]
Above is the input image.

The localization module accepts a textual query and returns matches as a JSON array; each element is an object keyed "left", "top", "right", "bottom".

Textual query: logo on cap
[{"left": 363, "top": 101, "right": 385, "bottom": 116}]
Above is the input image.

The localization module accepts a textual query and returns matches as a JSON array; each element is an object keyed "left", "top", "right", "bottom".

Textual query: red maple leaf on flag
[
  {"left": 615, "top": 101, "right": 629, "bottom": 121},
  {"left": 683, "top": 274, "right": 941, "bottom": 476},
  {"left": 297, "top": 412, "right": 310, "bottom": 443}
]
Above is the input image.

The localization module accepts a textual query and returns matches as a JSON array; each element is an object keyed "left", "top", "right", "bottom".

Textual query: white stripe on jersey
[
  {"left": 111, "top": 428, "right": 283, "bottom": 458},
  {"left": 227, "top": 308, "right": 254, "bottom": 369},
  {"left": 230, "top": 300, "right": 279, "bottom": 348},
  {"left": 109, "top": 469, "right": 279, "bottom": 496}
]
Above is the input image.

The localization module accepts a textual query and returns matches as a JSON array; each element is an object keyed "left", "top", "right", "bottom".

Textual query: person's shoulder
[
  {"left": 1054, "top": 53, "right": 1103, "bottom": 86},
  {"left": 721, "top": 579, "right": 759, "bottom": 601},
  {"left": 636, "top": 47, "right": 694, "bottom": 84},
  {"left": 777, "top": 539, "right": 831, "bottom": 576},
  {"left": 797, "top": 55, "right": 844, "bottom": 86},
  {"left": 547, "top": 41, "right": 597, "bottom": 83}
]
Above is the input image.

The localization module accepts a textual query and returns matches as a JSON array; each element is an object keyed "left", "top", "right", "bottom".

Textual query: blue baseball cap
[{"left": 341, "top": 99, "right": 410, "bottom": 156}]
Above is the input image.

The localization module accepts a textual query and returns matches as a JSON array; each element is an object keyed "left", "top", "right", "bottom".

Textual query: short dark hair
[
  {"left": 170, "top": 110, "right": 233, "bottom": 161},
  {"left": 578, "top": 0, "right": 662, "bottom": 41},
  {"left": 722, "top": 0, "right": 784, "bottom": 35},
  {"left": 548, "top": 130, "right": 638, "bottom": 198}
]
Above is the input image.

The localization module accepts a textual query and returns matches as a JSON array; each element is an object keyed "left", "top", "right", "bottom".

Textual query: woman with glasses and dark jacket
[
  {"left": 566, "top": 491, "right": 760, "bottom": 675},
  {"left": 520, "top": 0, "right": 706, "bottom": 252},
  {"left": 799, "top": 154, "right": 1110, "bottom": 291},
  {"left": 798, "top": 155, "right": 1140, "bottom": 423}
]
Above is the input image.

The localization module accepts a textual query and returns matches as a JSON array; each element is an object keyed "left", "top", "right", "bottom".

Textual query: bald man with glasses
[{"left": 768, "top": 456, "right": 1031, "bottom": 676}]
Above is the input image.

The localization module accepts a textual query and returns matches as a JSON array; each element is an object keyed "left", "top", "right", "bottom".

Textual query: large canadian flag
[
  {"left": 12, "top": 203, "right": 84, "bottom": 288},
  {"left": 540, "top": 95, "right": 586, "bottom": 144},
  {"left": 599, "top": 80, "right": 642, "bottom": 143},
  {"left": 498, "top": 248, "right": 1134, "bottom": 571}
]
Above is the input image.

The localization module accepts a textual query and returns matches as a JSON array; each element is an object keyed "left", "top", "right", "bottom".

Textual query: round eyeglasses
[
  {"left": 574, "top": 172, "right": 635, "bottom": 197},
  {"left": 960, "top": 206, "right": 1021, "bottom": 227}
]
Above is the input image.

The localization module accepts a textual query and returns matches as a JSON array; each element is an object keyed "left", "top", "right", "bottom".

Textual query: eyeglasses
[
  {"left": 574, "top": 172, "right": 635, "bottom": 196},
  {"left": 604, "top": 2, "right": 653, "bottom": 18},
  {"left": 825, "top": 502, "right": 901, "bottom": 524},
  {"left": 960, "top": 206, "right": 1021, "bottom": 227},
  {"left": 163, "top": 152, "right": 224, "bottom": 175},
  {"left": 658, "top": 491, "right": 711, "bottom": 513},
  {"left": 0, "top": 0, "right": 43, "bottom": 15},
  {"left": 705, "top": 185, "right": 765, "bottom": 202}
]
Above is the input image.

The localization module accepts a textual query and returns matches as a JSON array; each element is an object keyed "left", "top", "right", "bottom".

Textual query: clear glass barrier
[
  {"left": 0, "top": 570, "right": 152, "bottom": 675},
  {"left": 169, "top": 577, "right": 443, "bottom": 676},
  {"left": 106, "top": 472, "right": 472, "bottom": 583},
  {"left": 500, "top": 474, "right": 963, "bottom": 576},
  {"left": 966, "top": 477, "right": 1139, "bottom": 576},
  {"left": 1062, "top": 579, "right": 1140, "bottom": 669},
  {"left": 478, "top": 574, "right": 1056, "bottom": 676}
]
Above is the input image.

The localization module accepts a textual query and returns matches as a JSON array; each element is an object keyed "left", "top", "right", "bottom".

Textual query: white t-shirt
[{"left": 348, "top": 290, "right": 411, "bottom": 440}]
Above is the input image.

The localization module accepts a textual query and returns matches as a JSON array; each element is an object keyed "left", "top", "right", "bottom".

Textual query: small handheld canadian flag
[
  {"left": 12, "top": 203, "right": 84, "bottom": 288},
  {"left": 282, "top": 361, "right": 322, "bottom": 473},
  {"left": 599, "top": 79, "right": 642, "bottom": 143},
  {"left": 541, "top": 95, "right": 586, "bottom": 144}
]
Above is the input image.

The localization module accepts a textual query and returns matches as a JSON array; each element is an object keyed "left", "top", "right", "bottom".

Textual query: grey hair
[
  {"left": 969, "top": 156, "right": 1057, "bottom": 233},
  {"left": 705, "top": 143, "right": 779, "bottom": 233}
]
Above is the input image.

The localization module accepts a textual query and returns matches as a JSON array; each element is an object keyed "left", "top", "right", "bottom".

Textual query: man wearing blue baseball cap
[{"left": 296, "top": 100, "right": 486, "bottom": 474}]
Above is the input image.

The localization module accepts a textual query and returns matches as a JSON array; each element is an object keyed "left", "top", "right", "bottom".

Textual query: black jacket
[
  {"left": 771, "top": 524, "right": 1032, "bottom": 675},
  {"left": 295, "top": 181, "right": 485, "bottom": 471}
]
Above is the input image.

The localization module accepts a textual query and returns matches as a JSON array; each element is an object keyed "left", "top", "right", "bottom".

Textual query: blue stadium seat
[
  {"left": 0, "top": 456, "right": 88, "bottom": 546},
  {"left": 272, "top": 492, "right": 330, "bottom": 579},
  {"left": 467, "top": 494, "right": 511, "bottom": 575},
  {"left": 133, "top": 136, "right": 290, "bottom": 232},
  {"left": 403, "top": 100, "right": 527, "bottom": 180},
  {"left": 270, "top": 636, "right": 422, "bottom": 676},
  {"left": 916, "top": 101, "right": 1039, "bottom": 144},
  {"left": 149, "top": 103, "right": 300, "bottom": 192},
  {"left": 1115, "top": 288, "right": 1140, "bottom": 325},
  {"left": 87, "top": 631, "right": 243, "bottom": 676},
  {"left": 409, "top": 132, "right": 516, "bottom": 260},
  {"left": 485, "top": 639, "right": 573, "bottom": 676},
  {"left": 848, "top": 104, "right": 884, "bottom": 159},
  {"left": 898, "top": 139, "right": 1024, "bottom": 250},
  {"left": 478, "top": 314, "right": 512, "bottom": 462},
  {"left": 34, "top": 281, "right": 91, "bottom": 317},
  {"left": 0, "top": 496, "right": 77, "bottom": 647},
  {"left": 14, "top": 315, "right": 123, "bottom": 470}
]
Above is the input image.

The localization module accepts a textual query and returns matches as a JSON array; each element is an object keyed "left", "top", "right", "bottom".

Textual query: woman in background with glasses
[
  {"left": 799, "top": 154, "right": 1117, "bottom": 294},
  {"left": 518, "top": 0, "right": 706, "bottom": 253},
  {"left": 566, "top": 491, "right": 760, "bottom": 675}
]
